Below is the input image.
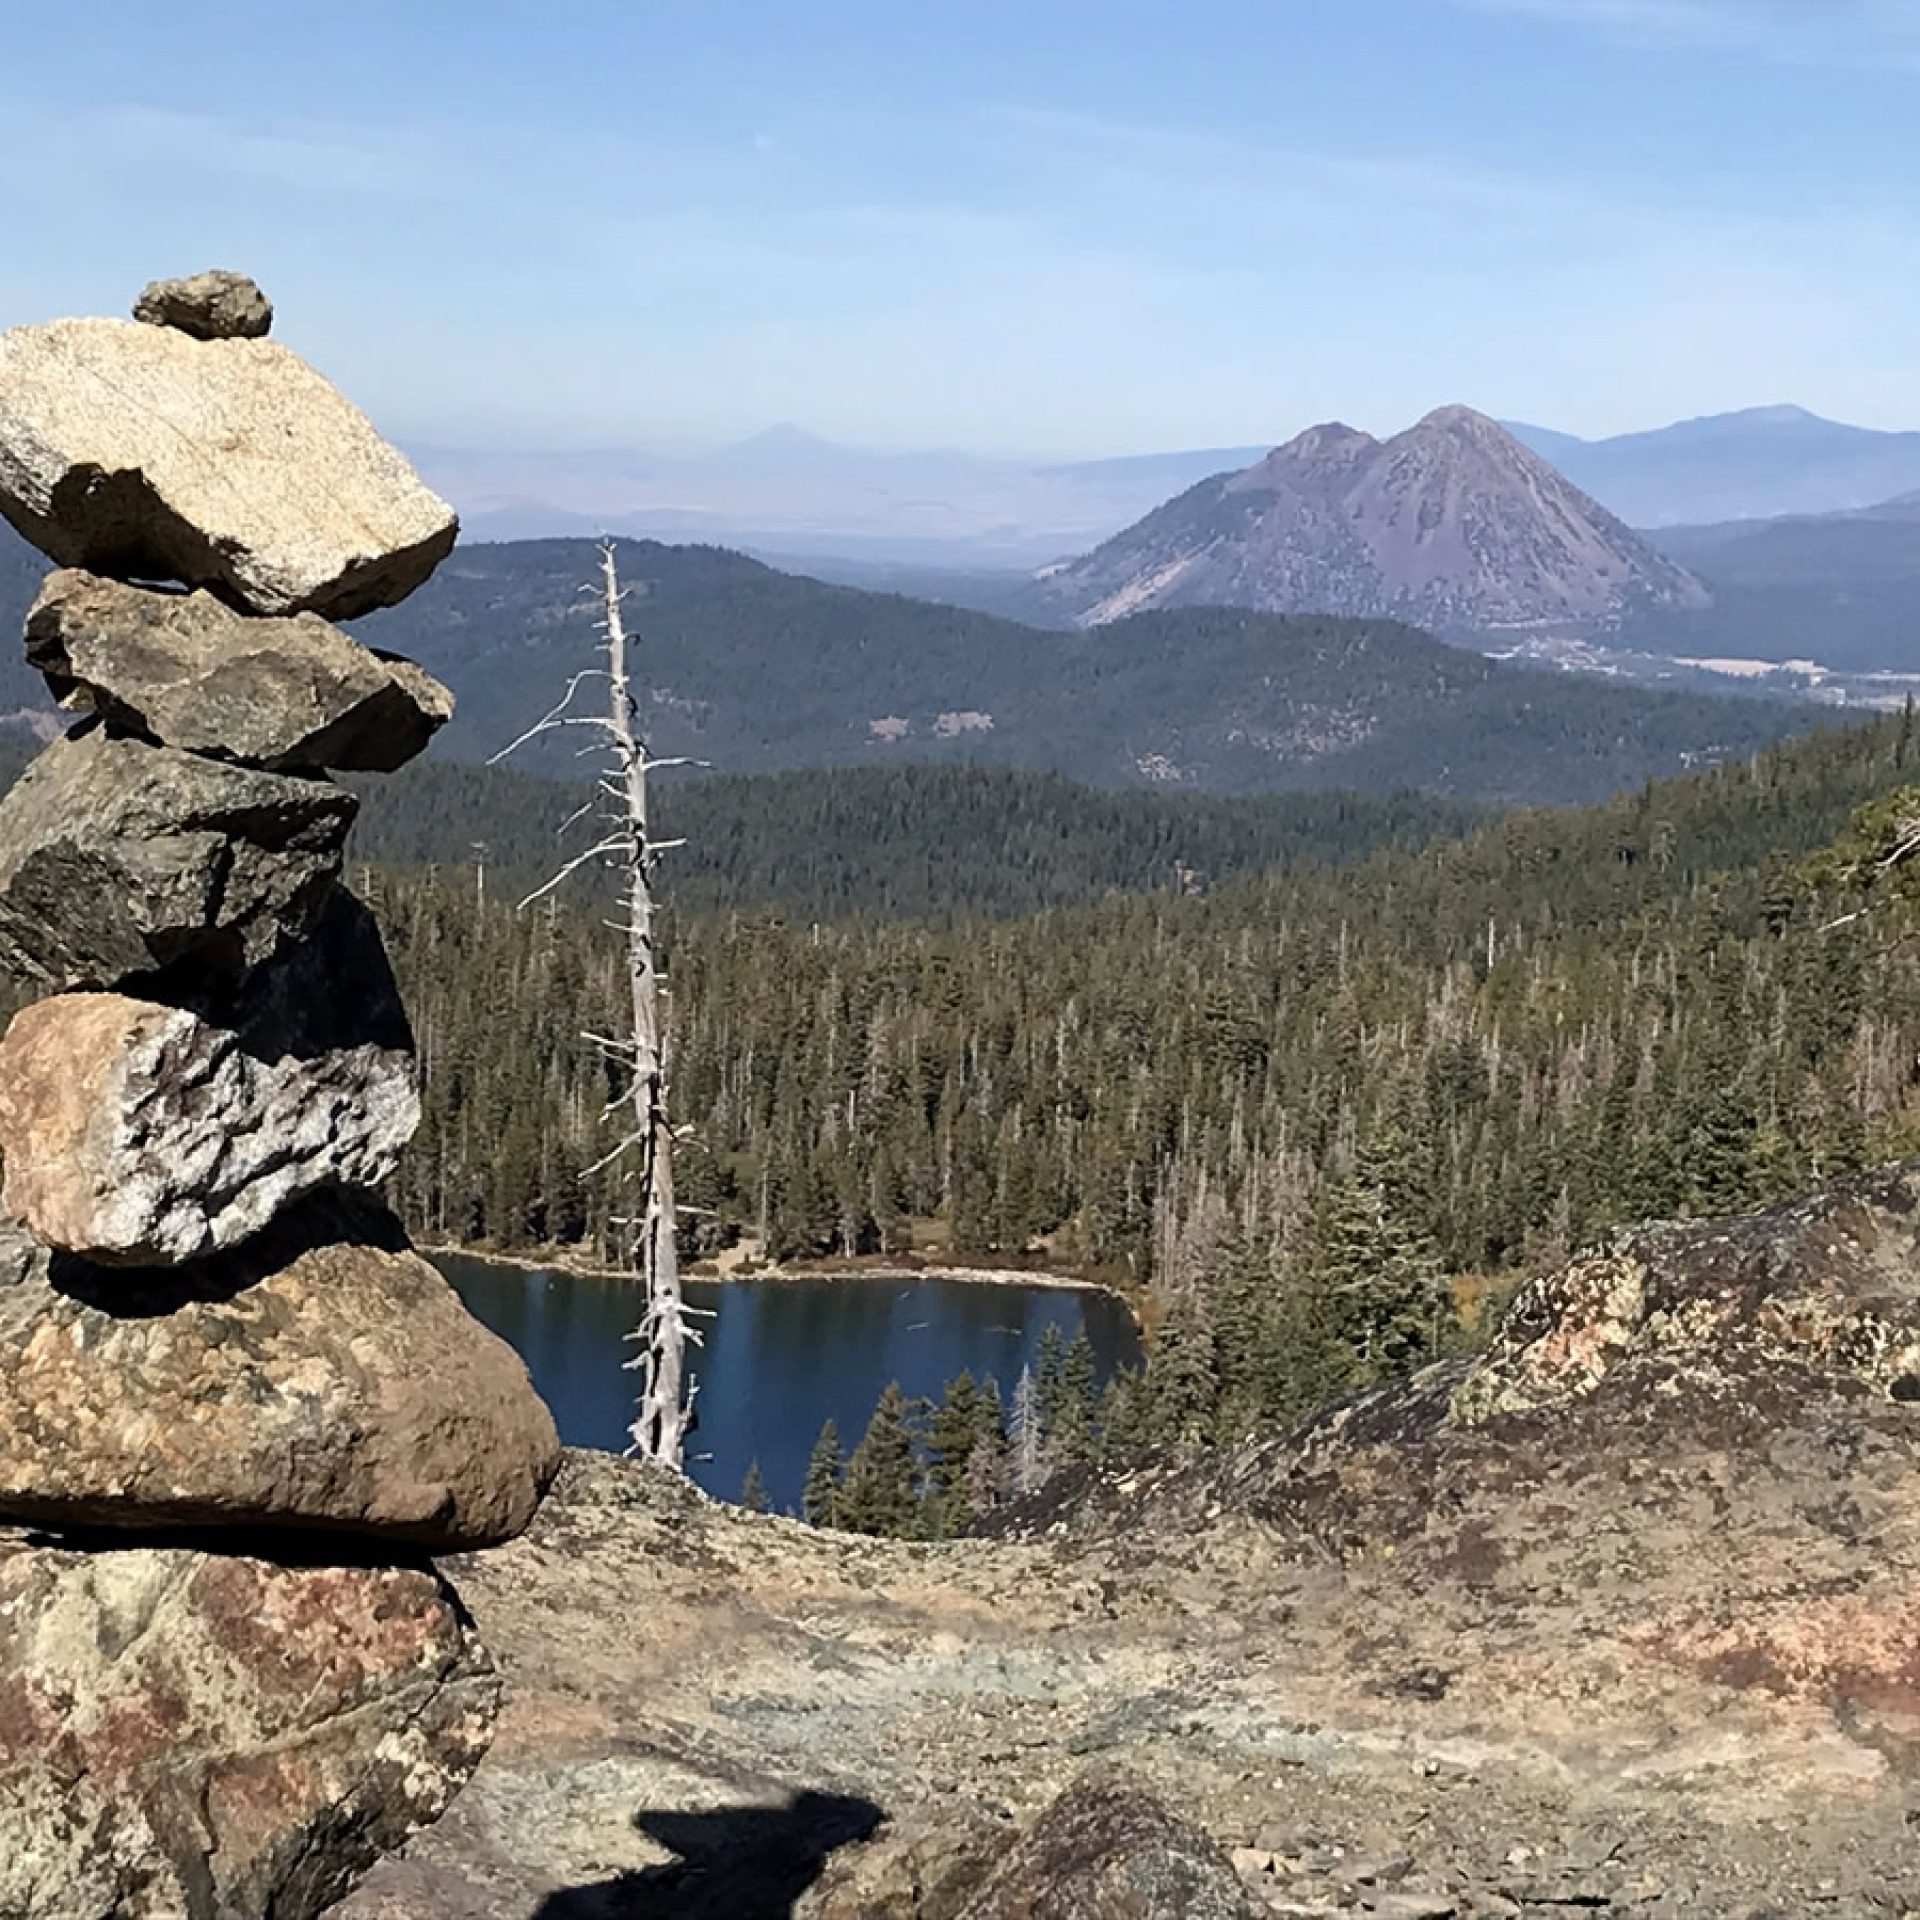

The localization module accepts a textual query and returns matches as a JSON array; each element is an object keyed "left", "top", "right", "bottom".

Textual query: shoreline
[{"left": 419, "top": 1239, "right": 1135, "bottom": 1309}]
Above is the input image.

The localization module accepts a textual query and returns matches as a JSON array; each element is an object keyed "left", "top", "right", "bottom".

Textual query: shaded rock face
[
  {"left": 954, "top": 1772, "right": 1259, "bottom": 1920},
  {"left": 0, "top": 1194, "right": 560, "bottom": 1548},
  {"left": 0, "top": 890, "right": 415, "bottom": 1262},
  {"left": 0, "top": 316, "right": 456, "bottom": 618},
  {"left": 27, "top": 568, "right": 453, "bottom": 771},
  {"left": 133, "top": 269, "right": 273, "bottom": 341},
  {"left": 0, "top": 1532, "right": 497, "bottom": 1920},
  {"left": 0, "top": 724, "right": 352, "bottom": 991}
]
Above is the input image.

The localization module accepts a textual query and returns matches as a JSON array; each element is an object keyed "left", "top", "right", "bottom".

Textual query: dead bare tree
[{"left": 491, "top": 540, "right": 700, "bottom": 1469}]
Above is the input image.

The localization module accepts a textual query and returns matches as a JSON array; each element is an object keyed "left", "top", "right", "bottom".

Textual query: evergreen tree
[
  {"left": 1033, "top": 1324, "right": 1067, "bottom": 1433},
  {"left": 802, "top": 1418, "right": 846, "bottom": 1528},
  {"left": 837, "top": 1383, "right": 923, "bottom": 1537},
  {"left": 1052, "top": 1329, "right": 1099, "bottom": 1461},
  {"left": 1145, "top": 1278, "right": 1220, "bottom": 1444},
  {"left": 962, "top": 1426, "right": 1009, "bottom": 1525},
  {"left": 739, "top": 1458, "right": 770, "bottom": 1515},
  {"left": 925, "top": 1371, "right": 984, "bottom": 1538}
]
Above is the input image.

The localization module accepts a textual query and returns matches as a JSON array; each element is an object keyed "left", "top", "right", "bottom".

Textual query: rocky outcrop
[
  {"left": 0, "top": 893, "right": 418, "bottom": 1262},
  {"left": 0, "top": 1196, "right": 559, "bottom": 1547},
  {"left": 0, "top": 725, "right": 352, "bottom": 990},
  {"left": 0, "top": 315, "right": 456, "bottom": 618},
  {"left": 0, "top": 275, "right": 542, "bottom": 1911},
  {"left": 27, "top": 569, "right": 452, "bottom": 770},
  {"left": 953, "top": 1773, "right": 1259, "bottom": 1919},
  {"left": 133, "top": 269, "right": 273, "bottom": 341},
  {"left": 347, "top": 1168, "right": 1920, "bottom": 1918},
  {"left": 0, "top": 1534, "right": 497, "bottom": 1920}
]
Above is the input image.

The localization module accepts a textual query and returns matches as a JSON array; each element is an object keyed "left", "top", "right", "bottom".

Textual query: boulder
[
  {"left": 0, "top": 316, "right": 456, "bottom": 618},
  {"left": 27, "top": 568, "right": 453, "bottom": 771},
  {"left": 0, "top": 1532, "right": 497, "bottom": 1919},
  {"left": 0, "top": 724, "right": 352, "bottom": 992},
  {"left": 954, "top": 1771, "right": 1260, "bottom": 1920},
  {"left": 132, "top": 268, "right": 273, "bottom": 341},
  {"left": 0, "top": 1192, "right": 561, "bottom": 1548},
  {"left": 0, "top": 890, "right": 417, "bottom": 1263}
]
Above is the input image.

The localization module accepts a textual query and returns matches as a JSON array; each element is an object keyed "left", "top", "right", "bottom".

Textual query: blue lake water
[{"left": 434, "top": 1255, "right": 1142, "bottom": 1514}]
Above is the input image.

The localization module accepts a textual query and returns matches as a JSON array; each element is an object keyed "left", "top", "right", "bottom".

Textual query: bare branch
[{"left": 513, "top": 834, "right": 629, "bottom": 909}]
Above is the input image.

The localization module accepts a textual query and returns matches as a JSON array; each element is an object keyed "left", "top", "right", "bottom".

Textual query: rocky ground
[{"left": 345, "top": 1166, "right": 1920, "bottom": 1919}]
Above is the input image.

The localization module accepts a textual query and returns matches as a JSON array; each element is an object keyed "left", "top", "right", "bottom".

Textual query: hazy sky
[{"left": 3, "top": 1, "right": 1916, "bottom": 456}]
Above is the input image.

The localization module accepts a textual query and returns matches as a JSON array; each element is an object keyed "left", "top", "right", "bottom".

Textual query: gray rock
[
  {"left": 0, "top": 316, "right": 457, "bottom": 618},
  {"left": 0, "top": 725, "right": 353, "bottom": 992},
  {"left": 0, "top": 1531, "right": 497, "bottom": 1919},
  {"left": 0, "top": 890, "right": 417, "bottom": 1263},
  {"left": 0, "top": 1190, "right": 561, "bottom": 1548},
  {"left": 132, "top": 268, "right": 273, "bottom": 341},
  {"left": 956, "top": 1769, "right": 1261, "bottom": 1918},
  {"left": 27, "top": 568, "right": 453, "bottom": 771}
]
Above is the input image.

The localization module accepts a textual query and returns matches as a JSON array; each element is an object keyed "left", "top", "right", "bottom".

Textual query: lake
[{"left": 435, "top": 1254, "right": 1143, "bottom": 1514}]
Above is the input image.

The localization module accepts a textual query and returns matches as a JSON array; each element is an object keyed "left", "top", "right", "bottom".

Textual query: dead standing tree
[{"left": 492, "top": 540, "right": 699, "bottom": 1469}]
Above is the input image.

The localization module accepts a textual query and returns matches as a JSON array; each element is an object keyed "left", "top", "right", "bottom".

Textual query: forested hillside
[
  {"left": 0, "top": 525, "right": 1821, "bottom": 801},
  {"left": 350, "top": 713, "right": 1920, "bottom": 1399},
  {"left": 349, "top": 758, "right": 1481, "bottom": 922},
  {"left": 347, "top": 538, "right": 1810, "bottom": 802}
]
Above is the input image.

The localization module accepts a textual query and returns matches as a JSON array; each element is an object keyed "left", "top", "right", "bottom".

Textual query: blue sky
[{"left": 2, "top": 1, "right": 1915, "bottom": 455}]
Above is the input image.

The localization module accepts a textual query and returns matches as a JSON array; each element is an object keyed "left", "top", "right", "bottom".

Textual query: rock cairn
[{"left": 0, "top": 274, "right": 561, "bottom": 1919}]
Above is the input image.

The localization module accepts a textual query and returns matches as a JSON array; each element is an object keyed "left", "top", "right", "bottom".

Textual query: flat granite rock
[
  {"left": 0, "top": 1532, "right": 498, "bottom": 1920},
  {"left": 0, "top": 890, "right": 417, "bottom": 1264},
  {"left": 0, "top": 315, "right": 456, "bottom": 618},
  {"left": 0, "top": 724, "right": 353, "bottom": 992},
  {"left": 0, "top": 1191, "right": 560, "bottom": 1548},
  {"left": 27, "top": 568, "right": 453, "bottom": 771}
]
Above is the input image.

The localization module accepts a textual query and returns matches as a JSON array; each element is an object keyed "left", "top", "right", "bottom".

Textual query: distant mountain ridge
[
  {"left": 1041, "top": 407, "right": 1708, "bottom": 635},
  {"left": 1506, "top": 406, "right": 1920, "bottom": 527},
  {"left": 0, "top": 521, "right": 1814, "bottom": 806}
]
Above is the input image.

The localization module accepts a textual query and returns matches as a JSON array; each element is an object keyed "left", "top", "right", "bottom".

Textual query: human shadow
[{"left": 529, "top": 1790, "right": 885, "bottom": 1920}]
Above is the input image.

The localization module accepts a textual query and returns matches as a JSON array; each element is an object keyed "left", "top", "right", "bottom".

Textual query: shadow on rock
[{"left": 530, "top": 1790, "right": 885, "bottom": 1920}]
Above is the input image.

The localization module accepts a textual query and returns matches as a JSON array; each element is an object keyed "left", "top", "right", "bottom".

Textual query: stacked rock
[{"left": 0, "top": 274, "right": 561, "bottom": 1920}]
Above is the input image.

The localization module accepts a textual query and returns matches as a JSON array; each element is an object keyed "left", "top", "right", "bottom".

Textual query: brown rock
[
  {"left": 955, "top": 1771, "right": 1260, "bottom": 1919},
  {"left": 0, "top": 891, "right": 417, "bottom": 1263},
  {"left": 133, "top": 268, "right": 273, "bottom": 340},
  {"left": 27, "top": 568, "right": 453, "bottom": 771},
  {"left": 0, "top": 1531, "right": 496, "bottom": 1919},
  {"left": 0, "top": 725, "right": 352, "bottom": 992},
  {"left": 0, "top": 315, "right": 457, "bottom": 618},
  {"left": 0, "top": 1192, "right": 560, "bottom": 1548}
]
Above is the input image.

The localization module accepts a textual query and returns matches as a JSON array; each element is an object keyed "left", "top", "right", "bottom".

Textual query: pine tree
[
  {"left": 962, "top": 1428, "right": 1008, "bottom": 1524},
  {"left": 1145, "top": 1277, "right": 1219, "bottom": 1444},
  {"left": 739, "top": 1458, "right": 770, "bottom": 1514},
  {"left": 802, "top": 1418, "right": 846, "bottom": 1528},
  {"left": 1052, "top": 1328, "right": 1099, "bottom": 1461},
  {"left": 1034, "top": 1323, "right": 1067, "bottom": 1433},
  {"left": 925, "top": 1371, "right": 983, "bottom": 1538},
  {"left": 838, "top": 1382, "right": 923, "bottom": 1537}
]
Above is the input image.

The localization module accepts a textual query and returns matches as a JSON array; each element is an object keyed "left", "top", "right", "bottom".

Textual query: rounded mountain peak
[
  {"left": 1414, "top": 404, "right": 1508, "bottom": 439},
  {"left": 1277, "top": 421, "right": 1376, "bottom": 459}
]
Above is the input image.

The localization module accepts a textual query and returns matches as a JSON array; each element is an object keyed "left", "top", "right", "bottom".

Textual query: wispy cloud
[{"left": 1456, "top": 0, "right": 1920, "bottom": 66}]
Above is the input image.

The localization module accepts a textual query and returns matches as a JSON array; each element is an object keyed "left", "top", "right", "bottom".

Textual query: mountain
[
  {"left": 1040, "top": 406, "right": 1709, "bottom": 635},
  {"left": 1597, "top": 483, "right": 1920, "bottom": 677},
  {"left": 1506, "top": 406, "right": 1920, "bottom": 527},
  {"left": 411, "top": 433, "right": 1286, "bottom": 570},
  {"left": 0, "top": 525, "right": 1814, "bottom": 806}
]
